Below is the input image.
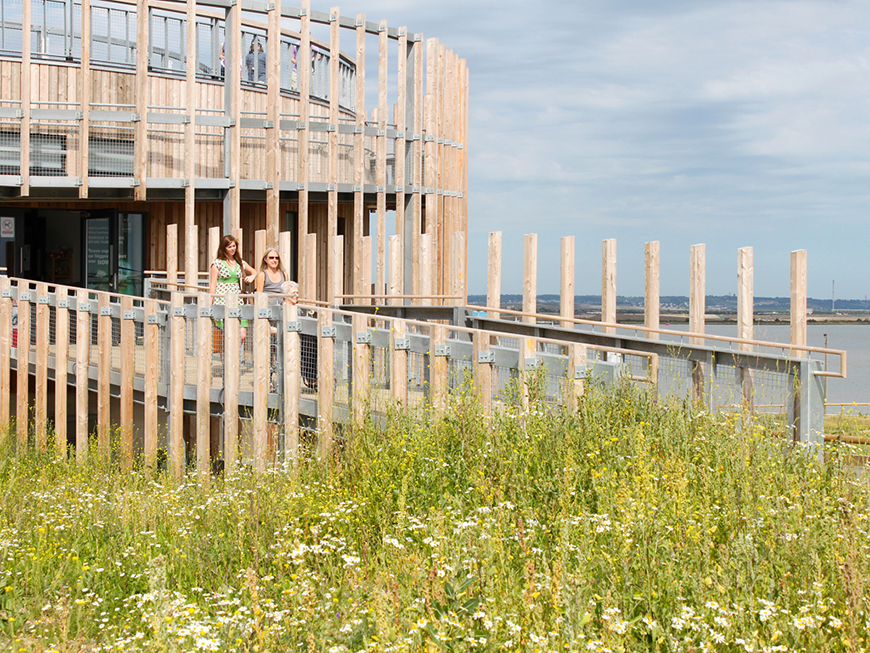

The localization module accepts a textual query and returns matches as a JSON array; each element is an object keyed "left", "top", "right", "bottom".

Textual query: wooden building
[{"left": 0, "top": 0, "right": 468, "bottom": 302}]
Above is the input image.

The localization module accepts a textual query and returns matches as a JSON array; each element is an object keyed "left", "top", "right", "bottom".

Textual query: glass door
[{"left": 83, "top": 211, "right": 146, "bottom": 294}]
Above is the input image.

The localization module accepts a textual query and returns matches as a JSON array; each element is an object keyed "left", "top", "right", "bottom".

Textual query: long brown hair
[{"left": 216, "top": 235, "right": 243, "bottom": 267}]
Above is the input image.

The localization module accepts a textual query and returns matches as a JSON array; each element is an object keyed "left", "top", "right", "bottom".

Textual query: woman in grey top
[{"left": 255, "top": 247, "right": 287, "bottom": 302}]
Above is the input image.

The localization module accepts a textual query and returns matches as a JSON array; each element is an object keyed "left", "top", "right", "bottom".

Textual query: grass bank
[{"left": 1, "top": 381, "right": 869, "bottom": 652}]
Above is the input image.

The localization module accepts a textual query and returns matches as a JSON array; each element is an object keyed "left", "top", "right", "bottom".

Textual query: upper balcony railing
[{"left": 0, "top": 0, "right": 356, "bottom": 111}]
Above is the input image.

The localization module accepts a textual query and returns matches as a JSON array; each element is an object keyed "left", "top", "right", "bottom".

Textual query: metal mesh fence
[
  {"left": 88, "top": 121, "right": 135, "bottom": 177},
  {"left": 147, "top": 119, "right": 184, "bottom": 178},
  {"left": 90, "top": 2, "right": 136, "bottom": 67},
  {"left": 0, "top": 122, "right": 21, "bottom": 175}
]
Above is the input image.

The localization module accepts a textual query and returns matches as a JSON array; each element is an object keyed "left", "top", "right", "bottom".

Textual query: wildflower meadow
[{"left": 2, "top": 380, "right": 869, "bottom": 652}]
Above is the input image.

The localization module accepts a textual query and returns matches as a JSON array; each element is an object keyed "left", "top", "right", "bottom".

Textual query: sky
[{"left": 325, "top": 0, "right": 870, "bottom": 299}]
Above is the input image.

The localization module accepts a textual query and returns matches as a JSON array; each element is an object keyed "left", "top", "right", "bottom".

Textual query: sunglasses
[{"left": 266, "top": 255, "right": 279, "bottom": 259}]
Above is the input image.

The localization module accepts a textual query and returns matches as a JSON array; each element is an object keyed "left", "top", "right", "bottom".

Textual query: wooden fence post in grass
[
  {"left": 602, "top": 239, "right": 616, "bottom": 335},
  {"left": 519, "top": 336, "right": 537, "bottom": 411},
  {"left": 791, "top": 249, "right": 807, "bottom": 358},
  {"left": 35, "top": 282, "right": 49, "bottom": 450},
  {"left": 97, "top": 292, "right": 111, "bottom": 459},
  {"left": 473, "top": 329, "right": 492, "bottom": 412},
  {"left": 197, "top": 291, "right": 213, "bottom": 479},
  {"left": 120, "top": 295, "right": 135, "bottom": 468},
  {"left": 224, "top": 291, "right": 241, "bottom": 471},
  {"left": 487, "top": 231, "right": 501, "bottom": 319},
  {"left": 75, "top": 289, "right": 91, "bottom": 462},
  {"left": 0, "top": 276, "right": 10, "bottom": 430},
  {"left": 16, "top": 280, "right": 31, "bottom": 449},
  {"left": 283, "top": 300, "right": 300, "bottom": 464},
  {"left": 252, "top": 291, "right": 269, "bottom": 473},
  {"left": 561, "top": 236, "right": 575, "bottom": 329},
  {"left": 169, "top": 291, "right": 185, "bottom": 477},
  {"left": 523, "top": 234, "right": 537, "bottom": 323},
  {"left": 645, "top": 241, "right": 660, "bottom": 339},
  {"left": 391, "top": 318, "right": 409, "bottom": 405},
  {"left": 318, "top": 308, "right": 335, "bottom": 457},
  {"left": 352, "top": 312, "right": 370, "bottom": 423},
  {"left": 54, "top": 286, "right": 69, "bottom": 458},
  {"left": 690, "top": 243, "right": 706, "bottom": 403},
  {"left": 143, "top": 298, "right": 159, "bottom": 470},
  {"left": 430, "top": 323, "right": 448, "bottom": 413},
  {"left": 738, "top": 246, "right": 755, "bottom": 409},
  {"left": 566, "top": 342, "right": 587, "bottom": 410}
]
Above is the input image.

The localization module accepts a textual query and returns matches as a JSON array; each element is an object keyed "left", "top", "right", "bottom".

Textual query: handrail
[{"left": 466, "top": 303, "right": 848, "bottom": 378}]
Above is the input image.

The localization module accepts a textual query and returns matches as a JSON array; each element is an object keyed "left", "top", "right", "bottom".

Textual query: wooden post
[
  {"left": 166, "top": 224, "right": 178, "bottom": 288},
  {"left": 224, "top": 292, "right": 241, "bottom": 470},
  {"left": 20, "top": 0, "right": 31, "bottom": 195},
  {"left": 391, "top": 318, "right": 408, "bottom": 405},
  {"left": 353, "top": 13, "right": 366, "bottom": 300},
  {"left": 519, "top": 336, "right": 537, "bottom": 410},
  {"left": 135, "top": 0, "right": 149, "bottom": 200},
  {"left": 361, "top": 235, "right": 373, "bottom": 305},
  {"left": 252, "top": 292, "right": 269, "bottom": 472},
  {"left": 791, "top": 249, "right": 807, "bottom": 357},
  {"left": 560, "top": 236, "right": 575, "bottom": 329},
  {"left": 208, "top": 227, "right": 220, "bottom": 269},
  {"left": 645, "top": 241, "right": 660, "bottom": 339},
  {"left": 75, "top": 290, "right": 91, "bottom": 462},
  {"left": 304, "top": 233, "right": 317, "bottom": 303},
  {"left": 283, "top": 301, "right": 300, "bottom": 463},
  {"left": 184, "top": 0, "right": 197, "bottom": 286},
  {"left": 197, "top": 292, "right": 213, "bottom": 479},
  {"left": 389, "top": 234, "right": 401, "bottom": 305},
  {"left": 376, "top": 21, "right": 389, "bottom": 299},
  {"left": 266, "top": 0, "right": 282, "bottom": 244},
  {"left": 169, "top": 292, "right": 185, "bottom": 477},
  {"left": 120, "top": 296, "right": 135, "bottom": 468},
  {"left": 16, "top": 282, "right": 31, "bottom": 448},
  {"left": 34, "top": 283, "right": 49, "bottom": 449},
  {"left": 326, "top": 5, "right": 340, "bottom": 302},
  {"left": 352, "top": 312, "right": 370, "bottom": 423},
  {"left": 53, "top": 286, "right": 70, "bottom": 458},
  {"left": 79, "top": 0, "right": 90, "bottom": 197},
  {"left": 737, "top": 246, "right": 754, "bottom": 409},
  {"left": 601, "top": 239, "right": 617, "bottom": 334},
  {"left": 419, "top": 233, "right": 432, "bottom": 306},
  {"left": 452, "top": 231, "right": 466, "bottom": 305},
  {"left": 318, "top": 309, "right": 335, "bottom": 456},
  {"left": 297, "top": 0, "right": 311, "bottom": 291},
  {"left": 523, "top": 234, "right": 537, "bottom": 323},
  {"left": 0, "top": 277, "right": 10, "bottom": 430},
  {"left": 473, "top": 329, "right": 492, "bottom": 412},
  {"left": 279, "top": 231, "right": 292, "bottom": 278},
  {"left": 690, "top": 244, "right": 706, "bottom": 346},
  {"left": 97, "top": 293, "right": 111, "bottom": 458},
  {"left": 255, "top": 229, "right": 267, "bottom": 276},
  {"left": 429, "top": 323, "right": 448, "bottom": 412},
  {"left": 487, "top": 231, "right": 501, "bottom": 318},
  {"left": 143, "top": 298, "right": 159, "bottom": 470},
  {"left": 566, "top": 342, "right": 587, "bottom": 410},
  {"left": 331, "top": 235, "right": 344, "bottom": 306}
]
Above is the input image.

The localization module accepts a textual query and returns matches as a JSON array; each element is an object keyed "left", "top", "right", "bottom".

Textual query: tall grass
[{"left": 1, "top": 379, "right": 869, "bottom": 652}]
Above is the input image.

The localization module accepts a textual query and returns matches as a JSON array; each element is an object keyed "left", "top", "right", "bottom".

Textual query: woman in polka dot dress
[{"left": 208, "top": 235, "right": 258, "bottom": 345}]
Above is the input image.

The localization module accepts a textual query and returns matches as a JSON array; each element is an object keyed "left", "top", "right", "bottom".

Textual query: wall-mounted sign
[{"left": 0, "top": 217, "right": 13, "bottom": 238}]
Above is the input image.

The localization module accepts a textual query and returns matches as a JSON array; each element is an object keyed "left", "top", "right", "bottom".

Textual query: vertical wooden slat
[
  {"left": 226, "top": 0, "right": 242, "bottom": 233},
  {"left": 791, "top": 249, "right": 807, "bottom": 357},
  {"left": 523, "top": 234, "right": 537, "bottom": 323},
  {"left": 183, "top": 0, "right": 197, "bottom": 279},
  {"left": 601, "top": 239, "right": 617, "bottom": 334},
  {"left": 388, "top": 234, "right": 401, "bottom": 305},
  {"left": 644, "top": 241, "right": 660, "bottom": 339},
  {"left": 353, "top": 14, "right": 366, "bottom": 299},
  {"left": 429, "top": 323, "right": 447, "bottom": 412},
  {"left": 486, "top": 232, "right": 502, "bottom": 317},
  {"left": 411, "top": 33, "right": 423, "bottom": 296},
  {"left": 265, "top": 0, "right": 282, "bottom": 244},
  {"left": 80, "top": 0, "right": 91, "bottom": 197},
  {"left": 738, "top": 247, "right": 753, "bottom": 347},
  {"left": 351, "top": 312, "right": 369, "bottom": 423},
  {"left": 75, "top": 290, "right": 90, "bottom": 462},
  {"left": 689, "top": 244, "right": 705, "bottom": 346},
  {"left": 519, "top": 336, "right": 537, "bottom": 410},
  {"left": 566, "top": 343, "right": 587, "bottom": 411},
  {"left": 318, "top": 308, "right": 334, "bottom": 456},
  {"left": 143, "top": 298, "right": 159, "bottom": 470},
  {"left": 255, "top": 229, "right": 267, "bottom": 274},
  {"left": 452, "top": 231, "right": 465, "bottom": 305},
  {"left": 391, "top": 318, "right": 408, "bottom": 405},
  {"left": 361, "top": 235, "right": 372, "bottom": 305},
  {"left": 560, "top": 236, "right": 575, "bottom": 329},
  {"left": 196, "top": 292, "right": 212, "bottom": 478},
  {"left": 473, "top": 329, "right": 492, "bottom": 412},
  {"left": 283, "top": 301, "right": 300, "bottom": 463},
  {"left": 169, "top": 291, "right": 185, "bottom": 477},
  {"left": 135, "top": 0, "right": 149, "bottom": 199},
  {"left": 20, "top": 0, "right": 31, "bottom": 195},
  {"left": 53, "top": 286, "right": 69, "bottom": 458},
  {"left": 34, "top": 283, "right": 49, "bottom": 449},
  {"left": 0, "top": 277, "right": 11, "bottom": 430},
  {"left": 252, "top": 291, "right": 269, "bottom": 472},
  {"left": 395, "top": 29, "right": 407, "bottom": 294},
  {"left": 419, "top": 233, "right": 432, "bottom": 306},
  {"left": 224, "top": 292, "right": 240, "bottom": 470},
  {"left": 97, "top": 293, "right": 111, "bottom": 458},
  {"left": 376, "top": 21, "right": 388, "bottom": 298},
  {"left": 120, "top": 295, "right": 134, "bottom": 467},
  {"left": 166, "top": 223, "right": 178, "bottom": 287},
  {"left": 298, "top": 0, "right": 311, "bottom": 299},
  {"left": 208, "top": 226, "right": 220, "bottom": 266},
  {"left": 326, "top": 6, "right": 340, "bottom": 301},
  {"left": 304, "top": 233, "right": 317, "bottom": 303},
  {"left": 186, "top": 224, "right": 198, "bottom": 288},
  {"left": 16, "top": 282, "right": 31, "bottom": 448},
  {"left": 331, "top": 235, "right": 344, "bottom": 305},
  {"left": 279, "top": 230, "right": 292, "bottom": 274}
]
